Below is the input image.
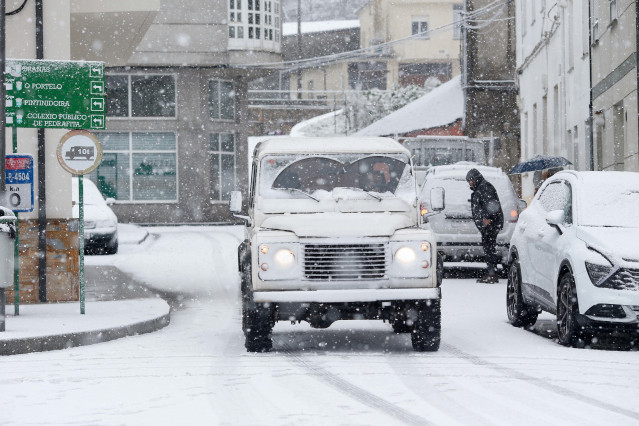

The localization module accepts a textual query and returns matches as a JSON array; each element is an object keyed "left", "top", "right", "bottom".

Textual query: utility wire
[{"left": 239, "top": 0, "right": 513, "bottom": 72}]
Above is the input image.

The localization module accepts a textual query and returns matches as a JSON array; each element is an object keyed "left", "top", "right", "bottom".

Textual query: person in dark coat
[{"left": 466, "top": 168, "right": 504, "bottom": 283}]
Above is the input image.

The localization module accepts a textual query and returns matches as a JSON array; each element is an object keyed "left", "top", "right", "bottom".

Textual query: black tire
[
  {"left": 557, "top": 272, "right": 590, "bottom": 348},
  {"left": 411, "top": 300, "right": 441, "bottom": 352},
  {"left": 245, "top": 302, "right": 274, "bottom": 352},
  {"left": 239, "top": 259, "right": 251, "bottom": 336},
  {"left": 506, "top": 260, "right": 538, "bottom": 328},
  {"left": 436, "top": 252, "right": 444, "bottom": 286}
]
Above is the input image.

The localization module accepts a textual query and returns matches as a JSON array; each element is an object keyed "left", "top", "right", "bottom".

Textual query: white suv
[
  {"left": 418, "top": 163, "right": 525, "bottom": 271},
  {"left": 507, "top": 171, "right": 639, "bottom": 347},
  {"left": 232, "top": 137, "right": 443, "bottom": 352}
]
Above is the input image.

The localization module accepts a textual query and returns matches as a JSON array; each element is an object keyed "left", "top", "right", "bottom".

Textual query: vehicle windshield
[
  {"left": 259, "top": 153, "right": 414, "bottom": 202},
  {"left": 578, "top": 180, "right": 639, "bottom": 228}
]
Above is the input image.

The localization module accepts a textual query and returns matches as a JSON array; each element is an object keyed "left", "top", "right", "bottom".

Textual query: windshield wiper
[
  {"left": 272, "top": 187, "right": 320, "bottom": 202},
  {"left": 334, "top": 186, "right": 383, "bottom": 201}
]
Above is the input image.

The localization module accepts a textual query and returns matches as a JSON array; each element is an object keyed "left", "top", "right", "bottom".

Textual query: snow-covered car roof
[
  {"left": 425, "top": 162, "right": 506, "bottom": 180},
  {"left": 254, "top": 137, "right": 410, "bottom": 159}
]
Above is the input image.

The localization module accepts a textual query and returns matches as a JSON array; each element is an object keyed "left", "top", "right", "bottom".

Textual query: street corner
[{"left": 0, "top": 298, "right": 170, "bottom": 356}]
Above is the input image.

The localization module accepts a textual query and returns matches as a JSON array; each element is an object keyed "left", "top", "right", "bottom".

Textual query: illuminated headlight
[
  {"left": 395, "top": 247, "right": 416, "bottom": 264},
  {"left": 274, "top": 249, "right": 295, "bottom": 266},
  {"left": 258, "top": 243, "right": 299, "bottom": 281},
  {"left": 390, "top": 241, "right": 432, "bottom": 279}
]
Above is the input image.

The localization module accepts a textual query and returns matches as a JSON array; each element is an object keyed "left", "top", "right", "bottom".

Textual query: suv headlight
[
  {"left": 390, "top": 241, "right": 431, "bottom": 278},
  {"left": 585, "top": 248, "right": 613, "bottom": 286},
  {"left": 258, "top": 243, "right": 300, "bottom": 280}
]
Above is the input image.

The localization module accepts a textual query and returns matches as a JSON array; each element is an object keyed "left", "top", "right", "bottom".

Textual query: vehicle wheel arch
[{"left": 556, "top": 260, "right": 574, "bottom": 299}]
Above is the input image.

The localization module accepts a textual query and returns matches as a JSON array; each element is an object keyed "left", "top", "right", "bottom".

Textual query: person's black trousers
[{"left": 481, "top": 227, "right": 501, "bottom": 273}]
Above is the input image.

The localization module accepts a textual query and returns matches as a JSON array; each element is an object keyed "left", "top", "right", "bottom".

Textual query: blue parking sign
[{"left": 5, "top": 154, "right": 34, "bottom": 212}]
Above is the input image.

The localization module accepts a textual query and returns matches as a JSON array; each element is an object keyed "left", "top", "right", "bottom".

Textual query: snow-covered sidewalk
[{"left": 0, "top": 224, "right": 168, "bottom": 355}]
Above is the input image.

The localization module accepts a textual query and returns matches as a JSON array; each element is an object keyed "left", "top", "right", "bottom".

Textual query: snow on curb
[{"left": 0, "top": 299, "right": 170, "bottom": 356}]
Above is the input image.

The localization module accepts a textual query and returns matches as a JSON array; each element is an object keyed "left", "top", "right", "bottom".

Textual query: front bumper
[
  {"left": 253, "top": 287, "right": 441, "bottom": 303},
  {"left": 84, "top": 230, "right": 117, "bottom": 249},
  {"left": 576, "top": 309, "right": 639, "bottom": 335},
  {"left": 437, "top": 241, "right": 509, "bottom": 263}
]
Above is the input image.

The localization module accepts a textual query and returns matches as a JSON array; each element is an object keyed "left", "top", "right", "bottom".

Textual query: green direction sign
[{"left": 5, "top": 59, "right": 106, "bottom": 130}]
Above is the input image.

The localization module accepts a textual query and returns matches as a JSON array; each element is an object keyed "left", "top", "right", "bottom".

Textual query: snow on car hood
[
  {"left": 577, "top": 226, "right": 639, "bottom": 262},
  {"left": 261, "top": 212, "right": 413, "bottom": 237}
]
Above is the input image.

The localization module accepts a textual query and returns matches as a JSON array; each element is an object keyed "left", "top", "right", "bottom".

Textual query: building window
[
  {"left": 91, "top": 132, "right": 177, "bottom": 202},
  {"left": 453, "top": 4, "right": 463, "bottom": 40},
  {"left": 105, "top": 74, "right": 176, "bottom": 118},
  {"left": 348, "top": 62, "right": 387, "bottom": 90},
  {"left": 209, "top": 80, "right": 235, "bottom": 120},
  {"left": 210, "top": 133, "right": 236, "bottom": 201},
  {"left": 411, "top": 17, "right": 429, "bottom": 38},
  {"left": 609, "top": 0, "right": 617, "bottom": 22},
  {"left": 229, "top": 0, "right": 279, "bottom": 44}
]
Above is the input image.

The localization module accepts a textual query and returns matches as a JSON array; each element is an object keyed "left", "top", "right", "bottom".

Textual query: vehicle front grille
[
  {"left": 303, "top": 243, "right": 388, "bottom": 281},
  {"left": 603, "top": 268, "right": 639, "bottom": 291}
]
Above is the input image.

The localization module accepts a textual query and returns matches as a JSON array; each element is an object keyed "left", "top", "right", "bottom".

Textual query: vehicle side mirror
[
  {"left": 517, "top": 199, "right": 527, "bottom": 210},
  {"left": 105, "top": 197, "right": 116, "bottom": 206},
  {"left": 545, "top": 209, "right": 564, "bottom": 226},
  {"left": 430, "top": 187, "right": 445, "bottom": 212},
  {"left": 230, "top": 191, "right": 242, "bottom": 213}
]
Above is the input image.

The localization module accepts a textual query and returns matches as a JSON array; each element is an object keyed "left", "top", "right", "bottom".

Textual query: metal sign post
[
  {"left": 5, "top": 154, "right": 34, "bottom": 316},
  {"left": 56, "top": 130, "right": 103, "bottom": 314}
]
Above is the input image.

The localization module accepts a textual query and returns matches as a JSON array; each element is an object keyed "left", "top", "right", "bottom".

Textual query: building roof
[
  {"left": 254, "top": 137, "right": 409, "bottom": 159},
  {"left": 283, "top": 20, "right": 360, "bottom": 36},
  {"left": 354, "top": 75, "right": 463, "bottom": 137}
]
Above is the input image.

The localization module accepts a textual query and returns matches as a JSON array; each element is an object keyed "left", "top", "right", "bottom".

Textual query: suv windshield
[{"left": 259, "top": 153, "right": 414, "bottom": 201}]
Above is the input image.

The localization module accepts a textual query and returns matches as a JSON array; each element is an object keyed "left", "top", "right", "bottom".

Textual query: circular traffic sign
[{"left": 57, "top": 130, "right": 103, "bottom": 175}]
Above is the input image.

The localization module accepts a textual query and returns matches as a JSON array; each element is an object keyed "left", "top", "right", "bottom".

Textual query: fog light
[
  {"left": 584, "top": 304, "right": 626, "bottom": 319},
  {"left": 260, "top": 245, "right": 269, "bottom": 254},
  {"left": 421, "top": 242, "right": 430, "bottom": 251},
  {"left": 260, "top": 263, "right": 269, "bottom": 271}
]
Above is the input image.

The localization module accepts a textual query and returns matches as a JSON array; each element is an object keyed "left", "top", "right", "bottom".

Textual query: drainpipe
[
  {"left": 588, "top": 0, "right": 595, "bottom": 171},
  {"left": 36, "top": 0, "right": 47, "bottom": 302},
  {"left": 636, "top": 0, "right": 639, "bottom": 164}
]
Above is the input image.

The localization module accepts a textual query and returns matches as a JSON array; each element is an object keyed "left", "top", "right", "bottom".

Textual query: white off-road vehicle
[{"left": 231, "top": 137, "right": 444, "bottom": 352}]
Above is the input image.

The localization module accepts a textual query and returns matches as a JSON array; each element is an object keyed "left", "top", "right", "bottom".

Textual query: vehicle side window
[{"left": 539, "top": 181, "right": 572, "bottom": 224}]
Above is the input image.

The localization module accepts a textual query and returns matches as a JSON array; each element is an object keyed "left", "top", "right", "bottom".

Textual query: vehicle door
[{"left": 530, "top": 180, "right": 572, "bottom": 310}]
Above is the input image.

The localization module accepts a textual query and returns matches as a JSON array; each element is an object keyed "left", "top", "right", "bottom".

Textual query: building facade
[
  {"left": 590, "top": 0, "right": 639, "bottom": 173},
  {"left": 358, "top": 0, "right": 463, "bottom": 89},
  {"left": 90, "top": 0, "right": 283, "bottom": 224},
  {"left": 4, "top": 0, "right": 160, "bottom": 303},
  {"left": 463, "top": 0, "right": 520, "bottom": 188},
  {"left": 516, "top": 0, "right": 591, "bottom": 200}
]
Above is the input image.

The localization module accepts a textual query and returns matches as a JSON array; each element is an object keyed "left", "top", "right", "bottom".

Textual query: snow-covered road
[{"left": 3, "top": 226, "right": 639, "bottom": 425}]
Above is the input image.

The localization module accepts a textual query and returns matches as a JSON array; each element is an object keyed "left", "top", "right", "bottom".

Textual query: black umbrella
[{"left": 509, "top": 155, "right": 572, "bottom": 175}]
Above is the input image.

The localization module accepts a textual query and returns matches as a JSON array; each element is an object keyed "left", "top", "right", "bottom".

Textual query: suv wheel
[
  {"left": 245, "top": 302, "right": 274, "bottom": 352},
  {"left": 557, "top": 272, "right": 590, "bottom": 348},
  {"left": 411, "top": 300, "right": 441, "bottom": 352},
  {"left": 506, "top": 260, "right": 538, "bottom": 328}
]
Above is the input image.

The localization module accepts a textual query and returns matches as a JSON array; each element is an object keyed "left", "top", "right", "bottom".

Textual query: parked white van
[{"left": 418, "top": 162, "right": 526, "bottom": 271}]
